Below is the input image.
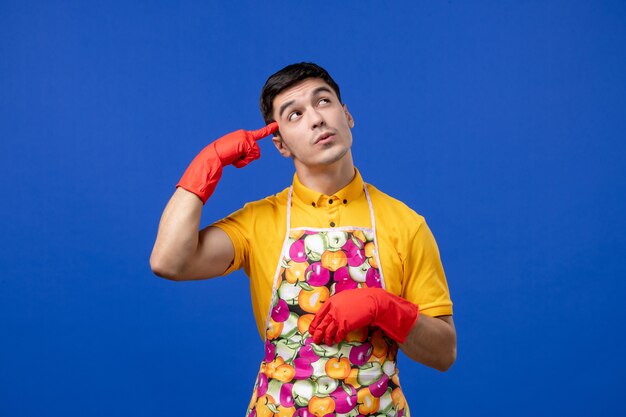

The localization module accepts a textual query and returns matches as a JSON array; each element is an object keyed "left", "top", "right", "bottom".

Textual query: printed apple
[
  {"left": 271, "top": 299, "right": 290, "bottom": 322},
  {"left": 297, "top": 314, "right": 315, "bottom": 335},
  {"left": 348, "top": 263, "right": 370, "bottom": 283},
  {"left": 356, "top": 362, "right": 383, "bottom": 387},
  {"left": 289, "top": 229, "right": 306, "bottom": 240},
  {"left": 357, "top": 387, "right": 380, "bottom": 415},
  {"left": 391, "top": 387, "right": 407, "bottom": 410},
  {"left": 330, "top": 384, "right": 358, "bottom": 414},
  {"left": 275, "top": 405, "right": 296, "bottom": 417},
  {"left": 289, "top": 239, "right": 308, "bottom": 262},
  {"left": 311, "top": 343, "right": 340, "bottom": 358},
  {"left": 333, "top": 266, "right": 359, "bottom": 293},
  {"left": 341, "top": 236, "right": 360, "bottom": 254},
  {"left": 273, "top": 363, "right": 296, "bottom": 383},
  {"left": 377, "top": 387, "right": 394, "bottom": 415},
  {"left": 344, "top": 368, "right": 361, "bottom": 388},
  {"left": 308, "top": 396, "right": 336, "bottom": 417},
  {"left": 279, "top": 382, "right": 295, "bottom": 407},
  {"left": 349, "top": 342, "right": 373, "bottom": 366},
  {"left": 382, "top": 360, "right": 396, "bottom": 377},
  {"left": 257, "top": 372, "right": 269, "bottom": 396},
  {"left": 293, "top": 357, "right": 313, "bottom": 380},
  {"left": 364, "top": 241, "right": 376, "bottom": 258},
  {"left": 298, "top": 344, "right": 320, "bottom": 363},
  {"left": 305, "top": 262, "right": 330, "bottom": 286},
  {"left": 304, "top": 233, "right": 327, "bottom": 262},
  {"left": 265, "top": 340, "right": 276, "bottom": 362},
  {"left": 278, "top": 280, "right": 302, "bottom": 305},
  {"left": 265, "top": 356, "right": 285, "bottom": 378},
  {"left": 279, "top": 312, "right": 299, "bottom": 339},
  {"left": 368, "top": 353, "right": 386, "bottom": 366},
  {"left": 364, "top": 242, "right": 378, "bottom": 269},
  {"left": 288, "top": 332, "right": 304, "bottom": 346},
  {"left": 368, "top": 374, "right": 389, "bottom": 397},
  {"left": 351, "top": 230, "right": 367, "bottom": 246},
  {"left": 342, "top": 238, "right": 366, "bottom": 267},
  {"left": 311, "top": 357, "right": 329, "bottom": 377},
  {"left": 275, "top": 339, "right": 299, "bottom": 363},
  {"left": 293, "top": 408, "right": 314, "bottom": 417},
  {"left": 298, "top": 285, "right": 330, "bottom": 314},
  {"left": 266, "top": 379, "right": 283, "bottom": 403},
  {"left": 370, "top": 329, "right": 388, "bottom": 358},
  {"left": 266, "top": 318, "right": 284, "bottom": 341},
  {"left": 293, "top": 380, "right": 318, "bottom": 406},
  {"left": 285, "top": 260, "right": 309, "bottom": 283},
  {"left": 337, "top": 343, "right": 353, "bottom": 359},
  {"left": 365, "top": 267, "right": 381, "bottom": 288},
  {"left": 321, "top": 250, "right": 348, "bottom": 271},
  {"left": 348, "top": 249, "right": 366, "bottom": 268},
  {"left": 326, "top": 231, "right": 348, "bottom": 250},
  {"left": 345, "top": 326, "right": 368, "bottom": 343},
  {"left": 325, "top": 357, "right": 351, "bottom": 379},
  {"left": 334, "top": 409, "right": 360, "bottom": 417},
  {"left": 314, "top": 376, "right": 339, "bottom": 396},
  {"left": 254, "top": 394, "right": 277, "bottom": 417}
]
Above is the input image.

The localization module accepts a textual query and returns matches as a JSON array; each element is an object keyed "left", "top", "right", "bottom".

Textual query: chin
[{"left": 317, "top": 147, "right": 351, "bottom": 166}]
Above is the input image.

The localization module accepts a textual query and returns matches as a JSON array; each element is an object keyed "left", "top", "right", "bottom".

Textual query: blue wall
[{"left": 2, "top": 1, "right": 625, "bottom": 415}]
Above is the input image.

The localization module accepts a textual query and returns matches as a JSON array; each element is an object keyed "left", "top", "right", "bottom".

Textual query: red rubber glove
[
  {"left": 308, "top": 288, "right": 419, "bottom": 345},
  {"left": 176, "top": 122, "right": 278, "bottom": 204}
]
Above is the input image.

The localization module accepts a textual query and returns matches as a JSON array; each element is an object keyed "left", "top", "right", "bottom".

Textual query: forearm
[
  {"left": 399, "top": 315, "right": 456, "bottom": 372},
  {"left": 150, "top": 187, "right": 203, "bottom": 278}
]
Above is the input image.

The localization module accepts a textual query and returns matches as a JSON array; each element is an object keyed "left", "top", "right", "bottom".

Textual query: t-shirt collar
[{"left": 292, "top": 168, "right": 364, "bottom": 208}]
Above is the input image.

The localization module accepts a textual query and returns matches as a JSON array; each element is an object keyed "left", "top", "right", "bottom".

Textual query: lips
[{"left": 315, "top": 131, "right": 336, "bottom": 144}]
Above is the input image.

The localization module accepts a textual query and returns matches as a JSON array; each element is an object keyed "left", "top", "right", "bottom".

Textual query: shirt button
[
  {"left": 330, "top": 222, "right": 335, "bottom": 227},
  {"left": 329, "top": 199, "right": 333, "bottom": 204}
]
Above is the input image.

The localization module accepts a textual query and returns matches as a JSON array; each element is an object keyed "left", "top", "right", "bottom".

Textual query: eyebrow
[{"left": 278, "top": 86, "right": 334, "bottom": 119}]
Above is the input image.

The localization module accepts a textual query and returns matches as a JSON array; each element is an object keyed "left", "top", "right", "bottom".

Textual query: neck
[{"left": 294, "top": 154, "right": 356, "bottom": 196}]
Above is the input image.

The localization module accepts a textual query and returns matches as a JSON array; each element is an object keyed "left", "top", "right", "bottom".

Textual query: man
[{"left": 150, "top": 62, "right": 456, "bottom": 416}]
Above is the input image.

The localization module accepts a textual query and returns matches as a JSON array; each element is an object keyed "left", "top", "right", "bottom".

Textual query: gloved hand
[
  {"left": 308, "top": 287, "right": 419, "bottom": 345},
  {"left": 176, "top": 122, "right": 278, "bottom": 204}
]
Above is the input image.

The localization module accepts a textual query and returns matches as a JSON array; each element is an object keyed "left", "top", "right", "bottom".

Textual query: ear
[
  {"left": 343, "top": 104, "right": 355, "bottom": 128},
  {"left": 272, "top": 133, "right": 293, "bottom": 158}
]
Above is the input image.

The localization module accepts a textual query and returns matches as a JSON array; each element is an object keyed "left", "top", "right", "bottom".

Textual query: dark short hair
[{"left": 260, "top": 62, "right": 342, "bottom": 124}]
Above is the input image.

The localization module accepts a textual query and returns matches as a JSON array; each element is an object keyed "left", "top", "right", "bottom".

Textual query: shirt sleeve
[
  {"left": 211, "top": 203, "right": 252, "bottom": 276},
  {"left": 401, "top": 219, "right": 453, "bottom": 317}
]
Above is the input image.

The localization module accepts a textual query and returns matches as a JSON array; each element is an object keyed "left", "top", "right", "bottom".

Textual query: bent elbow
[
  {"left": 150, "top": 255, "right": 183, "bottom": 281},
  {"left": 438, "top": 347, "right": 457, "bottom": 372}
]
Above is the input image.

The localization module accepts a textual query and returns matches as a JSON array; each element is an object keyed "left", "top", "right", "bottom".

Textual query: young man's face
[{"left": 271, "top": 78, "right": 355, "bottom": 169}]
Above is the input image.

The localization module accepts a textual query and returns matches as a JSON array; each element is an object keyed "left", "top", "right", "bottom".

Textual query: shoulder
[
  {"left": 365, "top": 183, "right": 426, "bottom": 231},
  {"left": 238, "top": 185, "right": 291, "bottom": 218}
]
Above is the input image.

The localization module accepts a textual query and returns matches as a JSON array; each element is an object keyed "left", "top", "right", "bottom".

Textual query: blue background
[{"left": 2, "top": 1, "right": 625, "bottom": 416}]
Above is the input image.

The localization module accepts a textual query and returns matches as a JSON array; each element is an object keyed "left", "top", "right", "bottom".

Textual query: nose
[{"left": 309, "top": 108, "right": 325, "bottom": 130}]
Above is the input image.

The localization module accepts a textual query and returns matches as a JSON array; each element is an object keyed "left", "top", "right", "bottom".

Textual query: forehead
[{"left": 273, "top": 78, "right": 337, "bottom": 111}]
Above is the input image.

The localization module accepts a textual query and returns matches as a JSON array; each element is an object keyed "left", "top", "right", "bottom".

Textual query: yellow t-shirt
[{"left": 213, "top": 169, "right": 453, "bottom": 339}]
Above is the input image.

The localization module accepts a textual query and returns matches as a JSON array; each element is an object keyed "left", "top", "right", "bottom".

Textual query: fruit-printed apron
[{"left": 246, "top": 184, "right": 411, "bottom": 417}]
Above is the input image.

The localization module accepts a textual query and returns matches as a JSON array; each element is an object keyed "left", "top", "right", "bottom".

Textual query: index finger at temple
[{"left": 250, "top": 122, "right": 279, "bottom": 141}]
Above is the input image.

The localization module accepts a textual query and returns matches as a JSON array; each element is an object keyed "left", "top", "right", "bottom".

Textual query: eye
[
  {"left": 288, "top": 111, "right": 301, "bottom": 121},
  {"left": 318, "top": 98, "right": 330, "bottom": 105}
]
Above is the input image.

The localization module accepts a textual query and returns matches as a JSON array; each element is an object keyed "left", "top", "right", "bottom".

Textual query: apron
[{"left": 245, "top": 184, "right": 410, "bottom": 417}]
